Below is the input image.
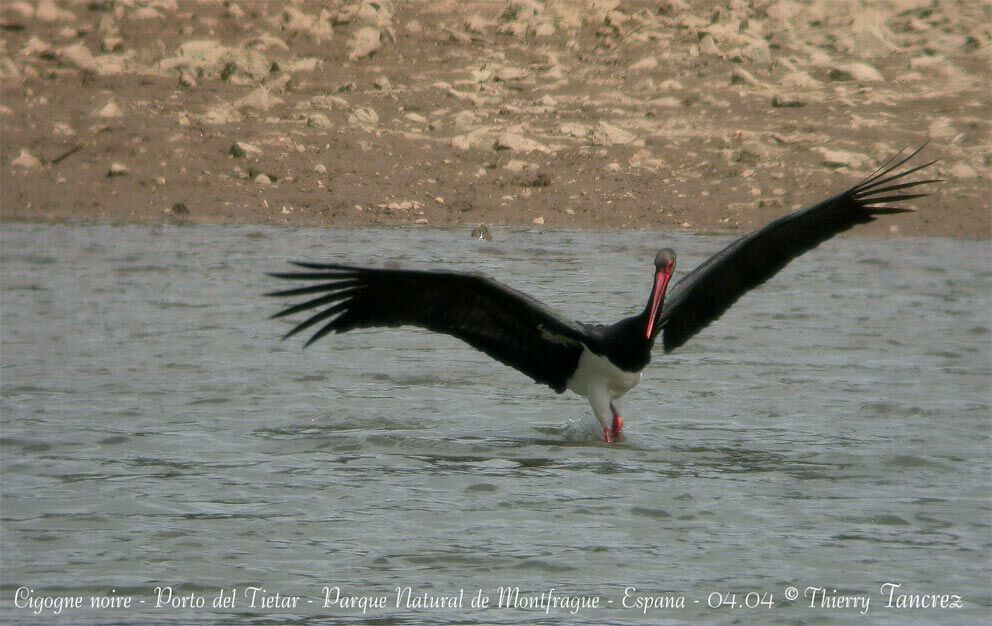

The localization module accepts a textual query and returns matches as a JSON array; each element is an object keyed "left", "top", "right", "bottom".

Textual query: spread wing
[
  {"left": 267, "top": 264, "right": 590, "bottom": 392},
  {"left": 660, "top": 145, "right": 940, "bottom": 353}
]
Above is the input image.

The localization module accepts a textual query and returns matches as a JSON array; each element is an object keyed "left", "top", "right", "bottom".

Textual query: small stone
[
  {"left": 35, "top": 0, "right": 75, "bottom": 22},
  {"left": 234, "top": 87, "right": 283, "bottom": 111},
  {"left": 199, "top": 104, "right": 242, "bottom": 125},
  {"left": 742, "top": 39, "right": 772, "bottom": 65},
  {"left": 130, "top": 7, "right": 161, "bottom": 20},
  {"left": 6, "top": 1, "right": 34, "bottom": 19},
  {"left": 497, "top": 21, "right": 528, "bottom": 38},
  {"left": 630, "top": 56, "right": 658, "bottom": 71},
  {"left": 465, "top": 14, "right": 488, "bottom": 34},
  {"left": 927, "top": 117, "right": 955, "bottom": 141},
  {"left": 229, "top": 142, "right": 262, "bottom": 158},
  {"left": 558, "top": 122, "right": 589, "bottom": 138},
  {"left": 699, "top": 34, "right": 720, "bottom": 56},
  {"left": 22, "top": 37, "right": 52, "bottom": 56},
  {"left": 948, "top": 163, "right": 976, "bottom": 179},
  {"left": 254, "top": 174, "right": 272, "bottom": 185},
  {"left": 404, "top": 112, "right": 427, "bottom": 124},
  {"left": 373, "top": 76, "right": 391, "bottom": 90},
  {"left": 12, "top": 149, "right": 42, "bottom": 169},
  {"left": 730, "top": 68, "right": 762, "bottom": 86},
  {"left": 306, "top": 113, "right": 333, "bottom": 128},
  {"left": 179, "top": 71, "right": 197, "bottom": 89},
  {"left": 59, "top": 43, "right": 98, "bottom": 72},
  {"left": 519, "top": 172, "right": 551, "bottom": 187},
  {"left": 495, "top": 132, "right": 551, "bottom": 154},
  {"left": 289, "top": 57, "right": 322, "bottom": 73},
  {"left": 471, "top": 225, "right": 493, "bottom": 241},
  {"left": 415, "top": 218, "right": 429, "bottom": 224},
  {"left": 101, "top": 37, "right": 124, "bottom": 53},
  {"left": 313, "top": 163, "right": 327, "bottom": 174},
  {"left": 348, "top": 27, "right": 381, "bottom": 61},
  {"left": 495, "top": 67, "right": 528, "bottom": 82},
  {"left": 451, "top": 129, "right": 491, "bottom": 151},
  {"left": 533, "top": 22, "right": 555, "bottom": 37},
  {"left": 532, "top": 216, "right": 545, "bottom": 225},
  {"left": 452, "top": 110, "right": 476, "bottom": 130},
  {"left": 281, "top": 7, "right": 314, "bottom": 31},
  {"left": 165, "top": 202, "right": 189, "bottom": 215},
  {"left": 107, "top": 162, "right": 128, "bottom": 177},
  {"left": 52, "top": 122, "right": 75, "bottom": 136},
  {"left": 605, "top": 9, "right": 629, "bottom": 27},
  {"left": 828, "top": 63, "right": 883, "bottom": 82},
  {"left": 772, "top": 94, "right": 806, "bottom": 107},
  {"left": 605, "top": 162, "right": 622, "bottom": 172},
  {"left": 348, "top": 106, "right": 379, "bottom": 129},
  {"left": 590, "top": 122, "right": 636, "bottom": 146},
  {"left": 780, "top": 71, "right": 821, "bottom": 89},
  {"left": 814, "top": 147, "right": 868, "bottom": 169}
]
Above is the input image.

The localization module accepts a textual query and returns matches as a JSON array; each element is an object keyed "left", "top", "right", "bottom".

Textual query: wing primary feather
[
  {"left": 267, "top": 271, "right": 356, "bottom": 280},
  {"left": 861, "top": 207, "right": 912, "bottom": 213},
  {"left": 860, "top": 179, "right": 943, "bottom": 196},
  {"left": 859, "top": 193, "right": 929, "bottom": 205},
  {"left": 271, "top": 288, "right": 362, "bottom": 319},
  {"left": 856, "top": 143, "right": 927, "bottom": 188},
  {"left": 856, "top": 158, "right": 939, "bottom": 194},
  {"left": 266, "top": 279, "right": 363, "bottom": 298},
  {"left": 283, "top": 300, "right": 353, "bottom": 340},
  {"left": 289, "top": 261, "right": 362, "bottom": 272},
  {"left": 304, "top": 318, "right": 345, "bottom": 347},
  {"left": 856, "top": 145, "right": 908, "bottom": 186}
]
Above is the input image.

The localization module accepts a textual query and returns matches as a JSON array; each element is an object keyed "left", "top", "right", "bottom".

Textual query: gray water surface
[{"left": 1, "top": 224, "right": 989, "bottom": 625}]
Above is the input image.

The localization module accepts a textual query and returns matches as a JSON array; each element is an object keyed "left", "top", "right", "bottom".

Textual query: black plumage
[
  {"left": 268, "top": 265, "right": 588, "bottom": 392},
  {"left": 267, "top": 146, "right": 937, "bottom": 440}
]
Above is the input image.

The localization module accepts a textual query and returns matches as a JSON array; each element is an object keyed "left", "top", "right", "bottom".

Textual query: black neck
[{"left": 596, "top": 285, "right": 659, "bottom": 372}]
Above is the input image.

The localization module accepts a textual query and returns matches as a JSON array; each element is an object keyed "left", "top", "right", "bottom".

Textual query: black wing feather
[
  {"left": 659, "top": 146, "right": 939, "bottom": 353},
  {"left": 267, "top": 265, "right": 589, "bottom": 392}
]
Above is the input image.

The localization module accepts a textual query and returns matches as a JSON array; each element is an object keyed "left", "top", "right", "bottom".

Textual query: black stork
[{"left": 268, "top": 147, "right": 938, "bottom": 443}]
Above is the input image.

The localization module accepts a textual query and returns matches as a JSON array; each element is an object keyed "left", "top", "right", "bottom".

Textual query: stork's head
[{"left": 645, "top": 248, "right": 676, "bottom": 340}]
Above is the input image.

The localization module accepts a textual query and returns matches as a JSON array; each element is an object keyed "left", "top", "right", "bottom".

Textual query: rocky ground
[{"left": 1, "top": 0, "right": 989, "bottom": 237}]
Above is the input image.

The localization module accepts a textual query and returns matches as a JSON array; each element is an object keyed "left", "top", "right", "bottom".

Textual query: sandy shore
[{"left": 1, "top": 0, "right": 989, "bottom": 238}]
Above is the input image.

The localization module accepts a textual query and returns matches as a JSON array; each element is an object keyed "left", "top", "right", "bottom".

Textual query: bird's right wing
[
  {"left": 659, "top": 146, "right": 939, "bottom": 353},
  {"left": 267, "top": 264, "right": 589, "bottom": 392}
]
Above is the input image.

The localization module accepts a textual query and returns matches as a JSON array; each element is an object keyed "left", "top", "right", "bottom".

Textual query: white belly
[{"left": 565, "top": 345, "right": 642, "bottom": 400}]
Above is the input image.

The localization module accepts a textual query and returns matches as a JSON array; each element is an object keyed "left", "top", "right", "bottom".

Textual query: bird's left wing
[
  {"left": 267, "top": 264, "right": 589, "bottom": 392},
  {"left": 659, "top": 146, "right": 939, "bottom": 353}
]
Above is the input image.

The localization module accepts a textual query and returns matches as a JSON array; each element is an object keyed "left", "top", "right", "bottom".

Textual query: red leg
[
  {"left": 611, "top": 414, "right": 624, "bottom": 439},
  {"left": 602, "top": 427, "right": 613, "bottom": 444},
  {"left": 610, "top": 402, "right": 623, "bottom": 440}
]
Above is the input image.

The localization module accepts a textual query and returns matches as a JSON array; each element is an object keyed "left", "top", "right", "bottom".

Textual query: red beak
[{"left": 645, "top": 266, "right": 673, "bottom": 339}]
